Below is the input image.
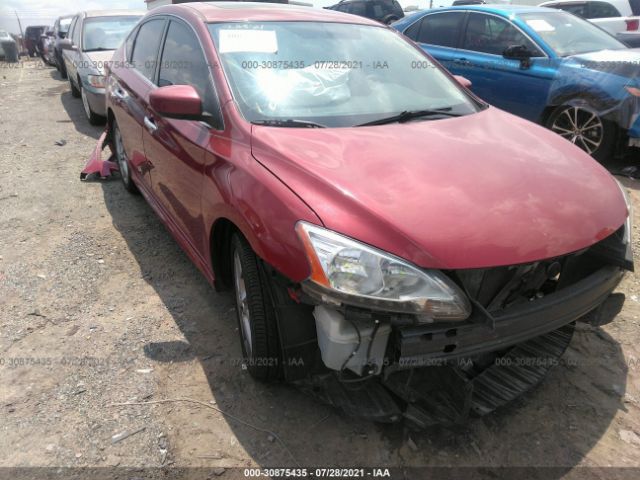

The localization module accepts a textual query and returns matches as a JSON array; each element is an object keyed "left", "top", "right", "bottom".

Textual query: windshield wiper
[
  {"left": 83, "top": 47, "right": 113, "bottom": 52},
  {"left": 357, "top": 108, "right": 462, "bottom": 127},
  {"left": 252, "top": 119, "right": 327, "bottom": 128}
]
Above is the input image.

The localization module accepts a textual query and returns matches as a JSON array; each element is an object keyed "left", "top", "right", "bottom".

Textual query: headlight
[
  {"left": 87, "top": 74, "right": 106, "bottom": 88},
  {"left": 296, "top": 222, "right": 471, "bottom": 320},
  {"left": 616, "top": 179, "right": 633, "bottom": 245}
]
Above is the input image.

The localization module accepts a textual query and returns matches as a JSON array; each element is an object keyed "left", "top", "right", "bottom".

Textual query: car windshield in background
[
  {"left": 519, "top": 11, "right": 626, "bottom": 56},
  {"left": 208, "top": 22, "right": 480, "bottom": 127},
  {"left": 83, "top": 16, "right": 141, "bottom": 52}
]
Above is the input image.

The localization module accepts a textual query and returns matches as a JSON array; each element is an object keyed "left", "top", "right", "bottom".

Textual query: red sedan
[{"left": 94, "top": 3, "right": 632, "bottom": 424}]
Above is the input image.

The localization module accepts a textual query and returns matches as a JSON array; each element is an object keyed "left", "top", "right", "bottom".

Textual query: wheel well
[
  {"left": 539, "top": 105, "right": 557, "bottom": 126},
  {"left": 210, "top": 218, "right": 240, "bottom": 291}
]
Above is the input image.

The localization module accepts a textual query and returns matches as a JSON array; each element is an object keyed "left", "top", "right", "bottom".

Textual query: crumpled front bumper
[{"left": 79, "top": 130, "right": 118, "bottom": 180}]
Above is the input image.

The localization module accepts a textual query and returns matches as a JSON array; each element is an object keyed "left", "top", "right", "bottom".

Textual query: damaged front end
[{"left": 276, "top": 218, "right": 633, "bottom": 427}]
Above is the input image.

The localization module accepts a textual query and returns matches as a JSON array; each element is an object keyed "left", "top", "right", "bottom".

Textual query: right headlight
[{"left": 296, "top": 222, "right": 471, "bottom": 321}]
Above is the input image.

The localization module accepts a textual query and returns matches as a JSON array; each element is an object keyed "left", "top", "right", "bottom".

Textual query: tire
[
  {"left": 546, "top": 104, "right": 616, "bottom": 163},
  {"left": 231, "top": 234, "right": 282, "bottom": 382},
  {"left": 57, "top": 51, "right": 68, "bottom": 78},
  {"left": 80, "top": 83, "right": 104, "bottom": 125},
  {"left": 68, "top": 74, "right": 80, "bottom": 98},
  {"left": 113, "top": 120, "right": 138, "bottom": 194}
]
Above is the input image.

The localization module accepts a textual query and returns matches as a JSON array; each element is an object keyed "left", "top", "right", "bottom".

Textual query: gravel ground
[{"left": 1, "top": 58, "right": 640, "bottom": 479}]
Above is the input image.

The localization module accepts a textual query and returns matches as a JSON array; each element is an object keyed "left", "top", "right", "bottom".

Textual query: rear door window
[
  {"left": 416, "top": 12, "right": 466, "bottom": 48},
  {"left": 131, "top": 18, "right": 166, "bottom": 82},
  {"left": 587, "top": 1, "right": 622, "bottom": 18}
]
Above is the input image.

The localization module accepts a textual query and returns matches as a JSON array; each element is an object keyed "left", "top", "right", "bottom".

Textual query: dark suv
[
  {"left": 326, "top": 0, "right": 404, "bottom": 24},
  {"left": 24, "top": 25, "right": 48, "bottom": 57}
]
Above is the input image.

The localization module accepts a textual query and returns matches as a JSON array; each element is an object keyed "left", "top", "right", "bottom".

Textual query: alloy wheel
[
  {"left": 114, "top": 126, "right": 129, "bottom": 183},
  {"left": 234, "top": 250, "right": 253, "bottom": 356},
  {"left": 550, "top": 106, "right": 603, "bottom": 155},
  {"left": 81, "top": 86, "right": 91, "bottom": 120}
]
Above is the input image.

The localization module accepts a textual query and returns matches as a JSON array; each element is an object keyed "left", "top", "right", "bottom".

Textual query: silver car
[{"left": 62, "top": 10, "right": 143, "bottom": 124}]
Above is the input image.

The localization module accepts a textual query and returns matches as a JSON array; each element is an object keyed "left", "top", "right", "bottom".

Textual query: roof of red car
[{"left": 159, "top": 1, "right": 381, "bottom": 26}]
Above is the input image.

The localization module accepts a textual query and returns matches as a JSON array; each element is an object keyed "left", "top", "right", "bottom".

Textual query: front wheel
[
  {"left": 80, "top": 84, "right": 104, "bottom": 125},
  {"left": 546, "top": 105, "right": 616, "bottom": 163},
  {"left": 68, "top": 74, "right": 80, "bottom": 98},
  {"left": 232, "top": 234, "right": 282, "bottom": 382}
]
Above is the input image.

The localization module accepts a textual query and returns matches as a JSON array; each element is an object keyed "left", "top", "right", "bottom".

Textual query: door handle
[
  {"left": 144, "top": 116, "right": 157, "bottom": 134},
  {"left": 454, "top": 58, "right": 471, "bottom": 66}
]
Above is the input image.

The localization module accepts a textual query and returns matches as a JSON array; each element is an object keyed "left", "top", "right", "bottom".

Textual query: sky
[
  {"left": 0, "top": 1, "right": 146, "bottom": 34},
  {"left": 0, "top": 0, "right": 438, "bottom": 35}
]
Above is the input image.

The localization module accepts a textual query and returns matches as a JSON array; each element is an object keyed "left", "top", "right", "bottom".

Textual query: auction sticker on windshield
[{"left": 218, "top": 29, "right": 278, "bottom": 53}]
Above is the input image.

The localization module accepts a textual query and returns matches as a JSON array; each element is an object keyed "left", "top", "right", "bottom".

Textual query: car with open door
[
  {"left": 393, "top": 5, "right": 640, "bottom": 162},
  {"left": 94, "top": 2, "right": 632, "bottom": 425},
  {"left": 61, "top": 10, "right": 143, "bottom": 125}
]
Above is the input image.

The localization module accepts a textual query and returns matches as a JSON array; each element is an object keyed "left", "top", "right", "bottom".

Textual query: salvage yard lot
[{"left": 1, "top": 58, "right": 640, "bottom": 478}]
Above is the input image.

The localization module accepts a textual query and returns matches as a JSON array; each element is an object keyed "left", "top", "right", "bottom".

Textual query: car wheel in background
[
  {"left": 547, "top": 104, "right": 616, "bottom": 163},
  {"left": 80, "top": 84, "right": 104, "bottom": 125},
  {"left": 231, "top": 234, "right": 282, "bottom": 382},
  {"left": 68, "top": 75, "right": 80, "bottom": 98},
  {"left": 113, "top": 121, "right": 138, "bottom": 194}
]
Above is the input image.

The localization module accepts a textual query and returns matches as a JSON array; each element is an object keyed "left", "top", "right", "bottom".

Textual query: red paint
[
  {"left": 149, "top": 85, "right": 202, "bottom": 119},
  {"left": 104, "top": 3, "right": 627, "bottom": 287}
]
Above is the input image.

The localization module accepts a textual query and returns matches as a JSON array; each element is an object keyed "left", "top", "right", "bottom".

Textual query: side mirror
[
  {"left": 149, "top": 85, "right": 203, "bottom": 121},
  {"left": 503, "top": 44, "right": 533, "bottom": 67},
  {"left": 58, "top": 32, "right": 66, "bottom": 39},
  {"left": 453, "top": 75, "right": 472, "bottom": 89},
  {"left": 59, "top": 38, "right": 73, "bottom": 50}
]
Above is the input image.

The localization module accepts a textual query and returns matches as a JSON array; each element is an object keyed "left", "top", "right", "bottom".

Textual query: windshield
[
  {"left": 208, "top": 21, "right": 480, "bottom": 127},
  {"left": 519, "top": 11, "right": 626, "bottom": 56},
  {"left": 82, "top": 16, "right": 141, "bottom": 52}
]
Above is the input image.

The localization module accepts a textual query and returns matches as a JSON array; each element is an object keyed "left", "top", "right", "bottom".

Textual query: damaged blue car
[{"left": 393, "top": 5, "right": 640, "bottom": 162}]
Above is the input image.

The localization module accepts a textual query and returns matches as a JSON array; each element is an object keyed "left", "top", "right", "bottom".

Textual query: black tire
[
  {"left": 57, "top": 51, "right": 68, "bottom": 78},
  {"left": 80, "top": 83, "right": 104, "bottom": 125},
  {"left": 231, "top": 234, "right": 282, "bottom": 382},
  {"left": 68, "top": 74, "right": 80, "bottom": 98},
  {"left": 112, "top": 120, "right": 138, "bottom": 193},
  {"left": 546, "top": 104, "right": 616, "bottom": 163}
]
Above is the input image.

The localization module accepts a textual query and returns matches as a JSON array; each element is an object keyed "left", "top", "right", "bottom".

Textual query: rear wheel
[
  {"left": 231, "top": 234, "right": 281, "bottom": 382},
  {"left": 547, "top": 104, "right": 616, "bottom": 163},
  {"left": 113, "top": 121, "right": 138, "bottom": 194}
]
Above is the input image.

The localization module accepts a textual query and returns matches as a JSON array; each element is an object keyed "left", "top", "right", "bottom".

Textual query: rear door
[
  {"left": 404, "top": 11, "right": 466, "bottom": 72},
  {"left": 142, "top": 18, "right": 221, "bottom": 255},
  {"left": 110, "top": 17, "right": 166, "bottom": 192},
  {"left": 455, "top": 12, "right": 554, "bottom": 120}
]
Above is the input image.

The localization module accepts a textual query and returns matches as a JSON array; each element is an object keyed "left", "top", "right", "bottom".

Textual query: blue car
[{"left": 393, "top": 6, "right": 640, "bottom": 161}]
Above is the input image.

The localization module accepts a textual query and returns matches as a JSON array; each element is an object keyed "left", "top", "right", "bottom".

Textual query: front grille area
[{"left": 452, "top": 225, "right": 630, "bottom": 314}]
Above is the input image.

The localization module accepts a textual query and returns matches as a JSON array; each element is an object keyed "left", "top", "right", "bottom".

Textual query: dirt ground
[{"left": 1, "top": 58, "right": 640, "bottom": 479}]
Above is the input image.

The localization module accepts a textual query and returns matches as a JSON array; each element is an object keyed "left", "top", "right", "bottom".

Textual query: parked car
[
  {"left": 40, "top": 27, "right": 57, "bottom": 66},
  {"left": 89, "top": 2, "right": 633, "bottom": 423},
  {"left": 393, "top": 5, "right": 640, "bottom": 161},
  {"left": 52, "top": 15, "right": 74, "bottom": 77},
  {"left": 540, "top": 0, "right": 640, "bottom": 47},
  {"left": 0, "top": 30, "right": 17, "bottom": 61},
  {"left": 325, "top": 0, "right": 405, "bottom": 24},
  {"left": 24, "top": 25, "right": 48, "bottom": 57},
  {"left": 61, "top": 10, "right": 144, "bottom": 124}
]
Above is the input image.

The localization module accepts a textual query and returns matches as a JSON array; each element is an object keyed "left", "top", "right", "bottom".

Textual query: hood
[
  {"left": 568, "top": 49, "right": 640, "bottom": 81},
  {"left": 251, "top": 108, "right": 628, "bottom": 270},
  {"left": 84, "top": 50, "right": 114, "bottom": 75}
]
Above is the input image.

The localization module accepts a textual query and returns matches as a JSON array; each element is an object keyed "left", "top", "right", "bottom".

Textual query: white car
[
  {"left": 0, "top": 30, "right": 16, "bottom": 60},
  {"left": 539, "top": 0, "right": 640, "bottom": 46}
]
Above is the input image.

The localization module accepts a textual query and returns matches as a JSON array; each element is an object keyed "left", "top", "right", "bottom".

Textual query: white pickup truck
[{"left": 539, "top": 0, "right": 640, "bottom": 46}]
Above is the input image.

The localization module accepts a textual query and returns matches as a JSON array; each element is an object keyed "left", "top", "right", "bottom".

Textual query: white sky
[{"left": 0, "top": 0, "right": 441, "bottom": 35}]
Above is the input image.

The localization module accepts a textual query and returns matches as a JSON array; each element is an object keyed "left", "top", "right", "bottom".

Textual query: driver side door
[{"left": 455, "top": 12, "right": 555, "bottom": 121}]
